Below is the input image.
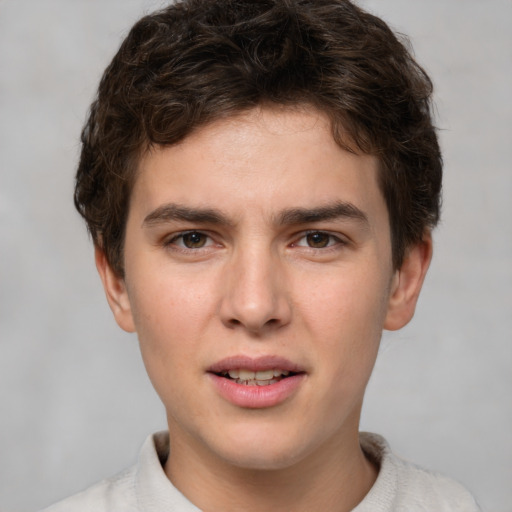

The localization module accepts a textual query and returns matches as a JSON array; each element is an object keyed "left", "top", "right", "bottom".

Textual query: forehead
[{"left": 131, "top": 106, "right": 387, "bottom": 226}]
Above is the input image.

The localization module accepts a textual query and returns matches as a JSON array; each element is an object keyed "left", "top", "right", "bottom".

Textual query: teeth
[
  {"left": 255, "top": 370, "right": 274, "bottom": 380},
  {"left": 238, "top": 379, "right": 279, "bottom": 386},
  {"left": 225, "top": 369, "right": 291, "bottom": 381},
  {"left": 238, "top": 369, "right": 255, "bottom": 380},
  {"left": 228, "top": 369, "right": 240, "bottom": 379}
]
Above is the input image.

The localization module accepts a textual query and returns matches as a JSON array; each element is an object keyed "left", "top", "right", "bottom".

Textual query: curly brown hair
[{"left": 76, "top": 0, "right": 442, "bottom": 276}]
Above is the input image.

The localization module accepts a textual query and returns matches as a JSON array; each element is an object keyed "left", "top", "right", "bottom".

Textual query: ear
[
  {"left": 95, "top": 247, "right": 136, "bottom": 333},
  {"left": 384, "top": 233, "right": 433, "bottom": 331}
]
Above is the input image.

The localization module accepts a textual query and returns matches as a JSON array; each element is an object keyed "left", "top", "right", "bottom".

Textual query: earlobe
[
  {"left": 94, "top": 247, "right": 136, "bottom": 333},
  {"left": 384, "top": 233, "right": 433, "bottom": 331}
]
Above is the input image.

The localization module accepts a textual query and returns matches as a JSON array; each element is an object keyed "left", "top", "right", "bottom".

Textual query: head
[
  {"left": 81, "top": 0, "right": 441, "bottom": 487},
  {"left": 75, "top": 0, "right": 442, "bottom": 278}
]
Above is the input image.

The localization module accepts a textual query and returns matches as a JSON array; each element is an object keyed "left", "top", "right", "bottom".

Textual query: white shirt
[{"left": 41, "top": 432, "right": 481, "bottom": 511}]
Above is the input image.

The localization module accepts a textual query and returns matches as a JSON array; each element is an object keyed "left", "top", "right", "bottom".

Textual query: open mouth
[
  {"left": 215, "top": 369, "right": 299, "bottom": 386},
  {"left": 208, "top": 358, "right": 306, "bottom": 407}
]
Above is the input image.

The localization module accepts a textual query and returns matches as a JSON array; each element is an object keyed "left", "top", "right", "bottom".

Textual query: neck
[{"left": 164, "top": 422, "right": 378, "bottom": 512}]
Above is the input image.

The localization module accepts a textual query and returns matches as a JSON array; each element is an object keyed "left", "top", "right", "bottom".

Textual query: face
[{"left": 98, "top": 106, "right": 430, "bottom": 473}]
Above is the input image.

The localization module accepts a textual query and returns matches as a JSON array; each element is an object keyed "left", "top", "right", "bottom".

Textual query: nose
[{"left": 219, "top": 244, "right": 292, "bottom": 335}]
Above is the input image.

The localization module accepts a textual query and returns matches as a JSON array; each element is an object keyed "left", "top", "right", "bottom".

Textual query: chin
[
  {"left": 207, "top": 423, "right": 319, "bottom": 471},
  {"left": 222, "top": 445, "right": 308, "bottom": 471}
]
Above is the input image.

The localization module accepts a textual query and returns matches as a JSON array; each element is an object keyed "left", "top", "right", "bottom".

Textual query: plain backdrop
[{"left": 1, "top": 1, "right": 511, "bottom": 511}]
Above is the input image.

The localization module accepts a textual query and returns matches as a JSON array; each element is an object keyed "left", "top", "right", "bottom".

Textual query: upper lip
[{"left": 207, "top": 355, "right": 305, "bottom": 374}]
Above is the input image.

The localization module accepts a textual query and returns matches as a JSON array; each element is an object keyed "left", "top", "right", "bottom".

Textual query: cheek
[
  {"left": 128, "top": 264, "right": 212, "bottom": 329},
  {"left": 130, "top": 292, "right": 199, "bottom": 411},
  {"left": 298, "top": 267, "right": 389, "bottom": 371},
  {"left": 125, "top": 275, "right": 208, "bottom": 378},
  {"left": 301, "top": 264, "right": 390, "bottom": 329}
]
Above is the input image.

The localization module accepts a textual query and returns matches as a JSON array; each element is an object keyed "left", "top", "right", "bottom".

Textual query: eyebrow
[
  {"left": 142, "top": 201, "right": 369, "bottom": 228},
  {"left": 277, "top": 201, "right": 369, "bottom": 226},
  {"left": 143, "top": 204, "right": 233, "bottom": 227}
]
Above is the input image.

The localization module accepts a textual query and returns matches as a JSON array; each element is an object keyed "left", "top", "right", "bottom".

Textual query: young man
[{"left": 43, "top": 0, "right": 481, "bottom": 510}]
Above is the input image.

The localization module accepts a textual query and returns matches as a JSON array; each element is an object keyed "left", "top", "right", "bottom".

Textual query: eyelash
[
  {"left": 165, "top": 231, "right": 216, "bottom": 250},
  {"left": 292, "top": 231, "right": 347, "bottom": 251},
  {"left": 164, "top": 230, "right": 346, "bottom": 252}
]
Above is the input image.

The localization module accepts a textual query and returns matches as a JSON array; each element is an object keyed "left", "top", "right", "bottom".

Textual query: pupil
[
  {"left": 183, "top": 232, "right": 206, "bottom": 248},
  {"left": 307, "top": 232, "right": 329, "bottom": 248}
]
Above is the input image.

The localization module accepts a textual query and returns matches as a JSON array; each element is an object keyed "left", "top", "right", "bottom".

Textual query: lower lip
[{"left": 208, "top": 373, "right": 305, "bottom": 409}]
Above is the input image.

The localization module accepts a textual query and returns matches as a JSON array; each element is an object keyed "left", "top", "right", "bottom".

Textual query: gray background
[{"left": 1, "top": 0, "right": 511, "bottom": 510}]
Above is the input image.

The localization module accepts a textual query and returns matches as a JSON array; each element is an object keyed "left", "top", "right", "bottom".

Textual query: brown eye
[
  {"left": 181, "top": 232, "right": 208, "bottom": 248},
  {"left": 306, "top": 232, "right": 331, "bottom": 248}
]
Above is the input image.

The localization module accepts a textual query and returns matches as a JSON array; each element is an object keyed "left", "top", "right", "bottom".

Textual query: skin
[{"left": 96, "top": 106, "right": 432, "bottom": 512}]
